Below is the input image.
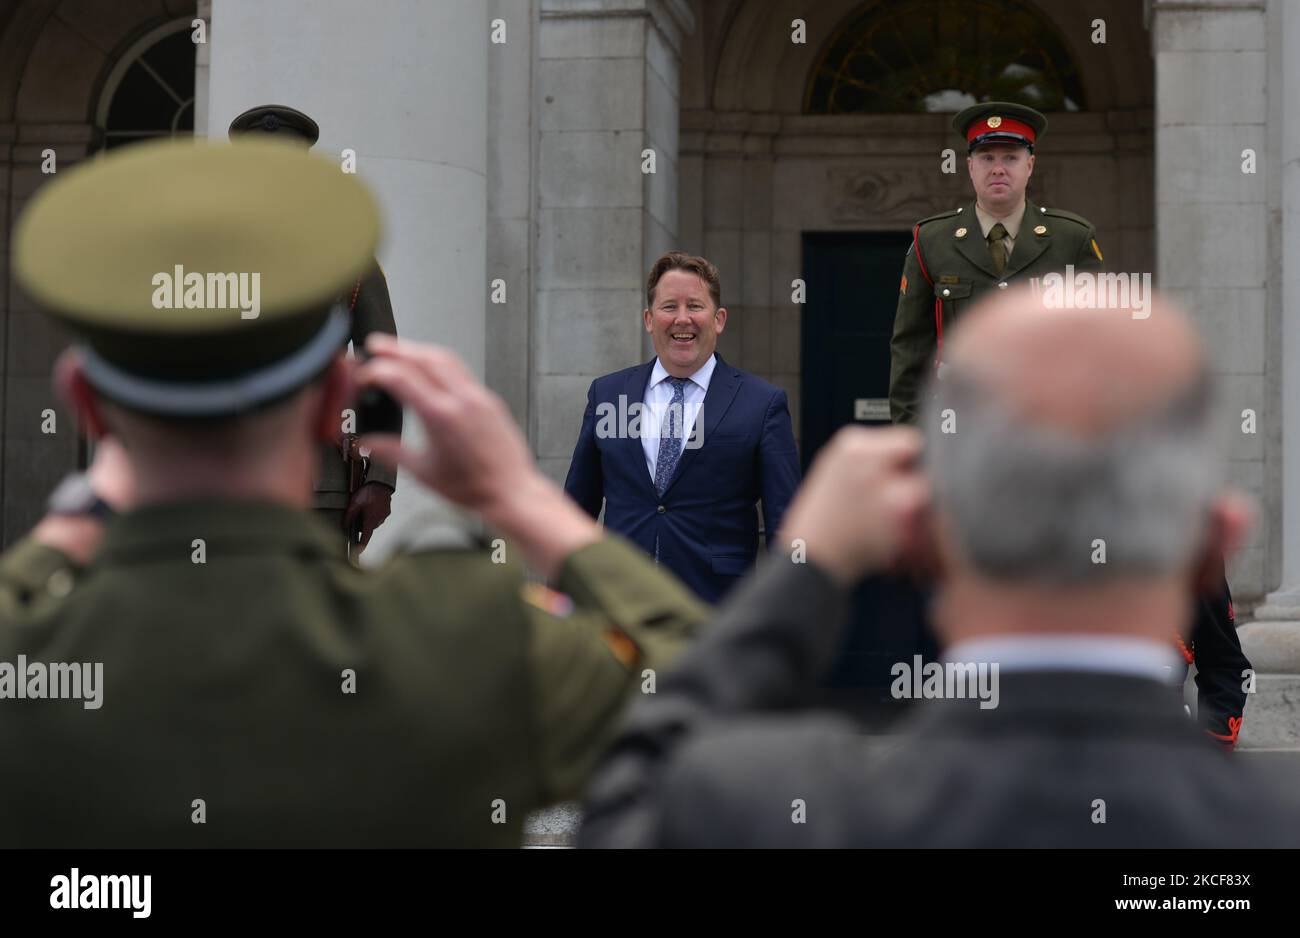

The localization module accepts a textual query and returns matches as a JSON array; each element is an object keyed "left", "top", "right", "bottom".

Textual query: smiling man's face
[
  {"left": 644, "top": 268, "right": 727, "bottom": 378},
  {"left": 968, "top": 143, "right": 1034, "bottom": 215}
]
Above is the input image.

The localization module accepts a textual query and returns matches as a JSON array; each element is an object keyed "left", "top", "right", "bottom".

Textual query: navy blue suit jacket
[{"left": 564, "top": 356, "right": 801, "bottom": 603}]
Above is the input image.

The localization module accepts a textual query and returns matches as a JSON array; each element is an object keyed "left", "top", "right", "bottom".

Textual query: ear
[
  {"left": 312, "top": 355, "right": 351, "bottom": 443},
  {"left": 1026, "top": 152, "right": 1035, "bottom": 179},
  {"left": 52, "top": 348, "right": 109, "bottom": 440},
  {"left": 643, "top": 307, "right": 653, "bottom": 333},
  {"left": 898, "top": 501, "right": 947, "bottom": 585},
  {"left": 1189, "top": 489, "right": 1255, "bottom": 593},
  {"left": 714, "top": 305, "right": 728, "bottom": 334}
]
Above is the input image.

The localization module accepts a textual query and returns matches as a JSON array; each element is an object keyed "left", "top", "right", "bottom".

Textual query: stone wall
[
  {"left": 530, "top": 0, "right": 693, "bottom": 485},
  {"left": 1154, "top": 0, "right": 1271, "bottom": 601},
  {"left": 0, "top": 0, "right": 197, "bottom": 548}
]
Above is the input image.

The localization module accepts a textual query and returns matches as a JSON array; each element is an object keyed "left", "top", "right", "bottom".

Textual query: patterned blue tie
[{"left": 653, "top": 377, "right": 687, "bottom": 496}]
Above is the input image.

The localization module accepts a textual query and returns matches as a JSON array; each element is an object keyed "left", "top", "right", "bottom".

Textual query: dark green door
[
  {"left": 801, "top": 230, "right": 938, "bottom": 725},
  {"left": 800, "top": 231, "right": 911, "bottom": 466}
]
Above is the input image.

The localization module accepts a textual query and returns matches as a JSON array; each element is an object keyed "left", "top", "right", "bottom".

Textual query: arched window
[
  {"left": 805, "top": 0, "right": 1086, "bottom": 115},
  {"left": 95, "top": 19, "right": 197, "bottom": 151}
]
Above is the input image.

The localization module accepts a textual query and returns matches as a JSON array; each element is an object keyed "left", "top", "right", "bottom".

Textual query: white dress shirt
[
  {"left": 944, "top": 634, "right": 1184, "bottom": 684},
  {"left": 641, "top": 354, "right": 717, "bottom": 484}
]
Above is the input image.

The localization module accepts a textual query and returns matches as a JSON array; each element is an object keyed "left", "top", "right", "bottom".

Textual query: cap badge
[{"left": 986, "top": 116, "right": 1002, "bottom": 129}]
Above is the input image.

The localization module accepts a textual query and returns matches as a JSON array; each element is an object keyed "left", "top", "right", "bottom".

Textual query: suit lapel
[
  {"left": 661, "top": 355, "right": 742, "bottom": 497},
  {"left": 625, "top": 357, "right": 655, "bottom": 407},
  {"left": 1002, "top": 199, "right": 1049, "bottom": 278},
  {"left": 952, "top": 203, "right": 1000, "bottom": 279},
  {"left": 625, "top": 358, "right": 658, "bottom": 494}
]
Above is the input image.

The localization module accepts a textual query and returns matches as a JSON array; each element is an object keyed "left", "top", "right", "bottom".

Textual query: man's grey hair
[{"left": 920, "top": 368, "right": 1221, "bottom": 584}]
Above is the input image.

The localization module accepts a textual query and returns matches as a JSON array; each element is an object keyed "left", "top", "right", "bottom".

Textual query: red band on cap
[{"left": 967, "top": 116, "right": 1035, "bottom": 145}]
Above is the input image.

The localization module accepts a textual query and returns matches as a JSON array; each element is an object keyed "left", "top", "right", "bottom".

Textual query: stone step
[
  {"left": 1238, "top": 674, "right": 1300, "bottom": 750},
  {"left": 523, "top": 803, "right": 580, "bottom": 848}
]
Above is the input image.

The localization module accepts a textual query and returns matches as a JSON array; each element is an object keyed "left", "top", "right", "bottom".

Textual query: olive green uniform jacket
[
  {"left": 889, "top": 198, "right": 1103, "bottom": 424},
  {"left": 0, "top": 501, "right": 708, "bottom": 847}
]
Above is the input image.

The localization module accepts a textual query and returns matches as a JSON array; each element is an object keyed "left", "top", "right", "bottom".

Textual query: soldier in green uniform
[
  {"left": 0, "top": 138, "right": 709, "bottom": 847},
  {"left": 229, "top": 105, "right": 397, "bottom": 556},
  {"left": 889, "top": 102, "right": 1104, "bottom": 425}
]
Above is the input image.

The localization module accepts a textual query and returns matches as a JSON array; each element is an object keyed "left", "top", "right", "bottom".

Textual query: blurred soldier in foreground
[
  {"left": 581, "top": 288, "right": 1300, "bottom": 848},
  {"left": 230, "top": 104, "right": 398, "bottom": 556},
  {"left": 0, "top": 139, "right": 708, "bottom": 847}
]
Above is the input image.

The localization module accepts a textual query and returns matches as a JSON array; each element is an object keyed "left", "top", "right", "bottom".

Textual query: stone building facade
[{"left": 0, "top": 0, "right": 1296, "bottom": 738}]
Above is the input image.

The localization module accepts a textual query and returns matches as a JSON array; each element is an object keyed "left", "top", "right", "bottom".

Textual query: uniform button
[
  {"left": 46, "top": 568, "right": 74, "bottom": 598},
  {"left": 657, "top": 505, "right": 666, "bottom": 514},
  {"left": 942, "top": 288, "right": 951, "bottom": 297},
  {"left": 998, "top": 282, "right": 1008, "bottom": 289},
  {"left": 1040, "top": 206, "right": 1047, "bottom": 213}
]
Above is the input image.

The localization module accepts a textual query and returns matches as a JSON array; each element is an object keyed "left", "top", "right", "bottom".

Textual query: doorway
[
  {"left": 800, "top": 230, "right": 912, "bottom": 467},
  {"left": 801, "top": 229, "right": 938, "bottom": 724}
]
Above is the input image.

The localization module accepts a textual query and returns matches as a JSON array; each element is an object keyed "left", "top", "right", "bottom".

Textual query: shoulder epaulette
[
  {"left": 915, "top": 206, "right": 965, "bottom": 228},
  {"left": 1039, "top": 206, "right": 1095, "bottom": 230}
]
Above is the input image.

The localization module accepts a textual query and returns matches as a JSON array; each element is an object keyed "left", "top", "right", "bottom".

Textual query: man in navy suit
[{"left": 564, "top": 252, "right": 801, "bottom": 603}]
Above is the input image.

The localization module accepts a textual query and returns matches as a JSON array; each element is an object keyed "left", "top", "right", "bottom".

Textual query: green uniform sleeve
[
  {"left": 525, "top": 536, "right": 710, "bottom": 803},
  {"left": 0, "top": 536, "right": 77, "bottom": 620},
  {"left": 1074, "top": 226, "right": 1104, "bottom": 273},
  {"left": 889, "top": 243, "right": 934, "bottom": 426},
  {"left": 351, "top": 262, "right": 401, "bottom": 490}
]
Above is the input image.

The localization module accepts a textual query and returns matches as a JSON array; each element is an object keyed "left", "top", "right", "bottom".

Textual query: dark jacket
[
  {"left": 564, "top": 355, "right": 800, "bottom": 603},
  {"left": 1187, "top": 569, "right": 1250, "bottom": 748},
  {"left": 579, "top": 559, "right": 1300, "bottom": 848}
]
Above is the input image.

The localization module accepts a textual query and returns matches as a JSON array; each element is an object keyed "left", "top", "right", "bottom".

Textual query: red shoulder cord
[
  {"left": 912, "top": 223, "right": 942, "bottom": 370},
  {"left": 349, "top": 278, "right": 362, "bottom": 313}
]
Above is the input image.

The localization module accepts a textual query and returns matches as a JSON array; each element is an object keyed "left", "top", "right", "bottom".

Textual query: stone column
[
  {"left": 486, "top": 0, "right": 536, "bottom": 430},
  {"left": 533, "top": 0, "right": 693, "bottom": 483},
  {"left": 687, "top": 112, "right": 784, "bottom": 426},
  {"left": 207, "top": 0, "right": 488, "bottom": 560},
  {"left": 1151, "top": 0, "right": 1291, "bottom": 746},
  {"left": 1234, "top": 0, "right": 1300, "bottom": 747}
]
